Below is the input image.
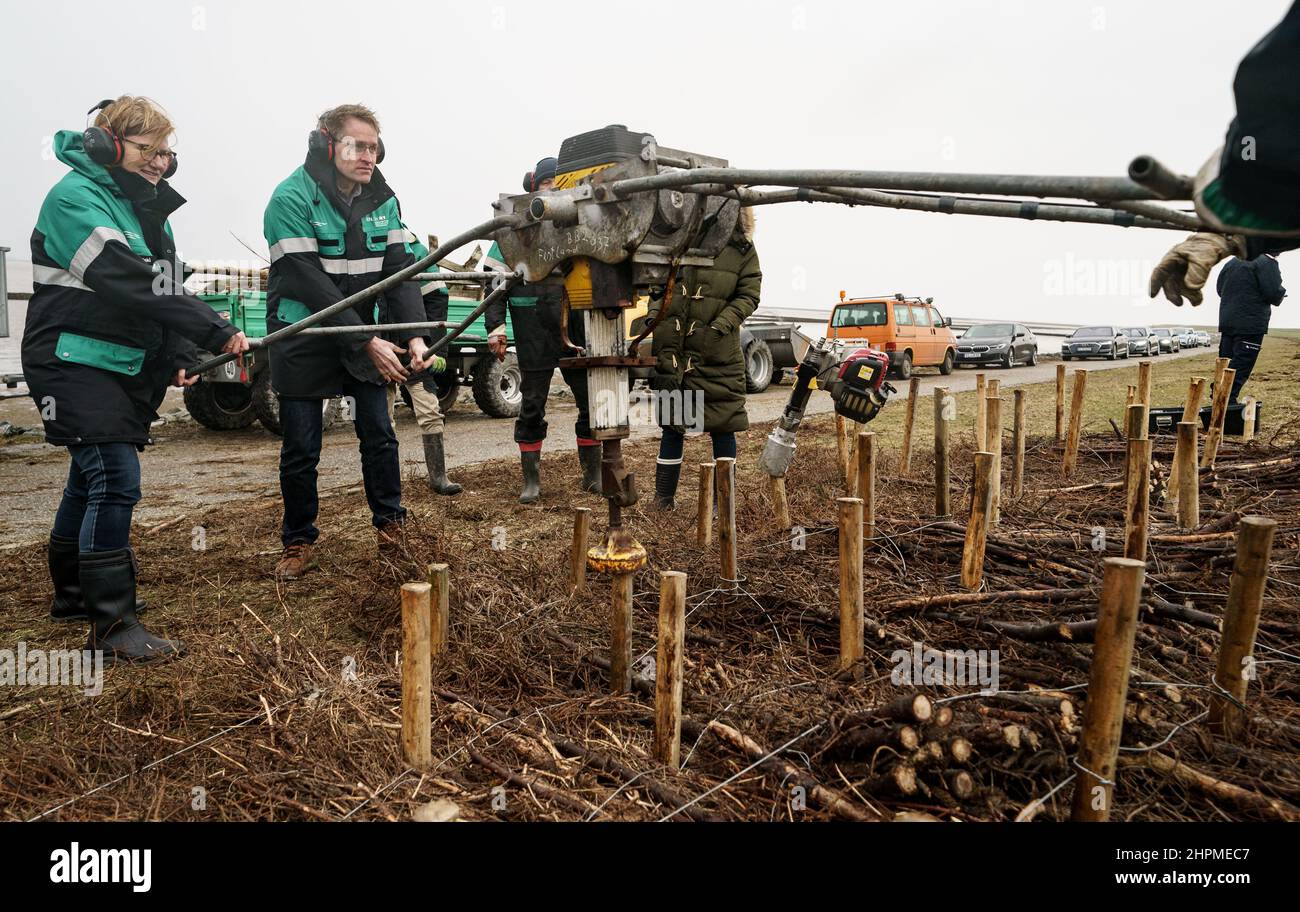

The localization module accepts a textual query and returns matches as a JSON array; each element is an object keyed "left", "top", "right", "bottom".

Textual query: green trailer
[{"left": 186, "top": 290, "right": 521, "bottom": 433}]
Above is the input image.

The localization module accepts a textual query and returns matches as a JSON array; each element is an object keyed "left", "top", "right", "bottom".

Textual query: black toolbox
[{"left": 1147, "top": 402, "right": 1261, "bottom": 436}]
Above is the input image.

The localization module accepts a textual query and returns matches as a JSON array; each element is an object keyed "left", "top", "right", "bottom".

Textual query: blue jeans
[
  {"left": 658, "top": 427, "right": 736, "bottom": 462},
  {"left": 279, "top": 378, "right": 406, "bottom": 547},
  {"left": 52, "top": 443, "right": 142, "bottom": 552}
]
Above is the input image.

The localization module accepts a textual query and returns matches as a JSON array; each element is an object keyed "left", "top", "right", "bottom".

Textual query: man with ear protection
[
  {"left": 22, "top": 95, "right": 247, "bottom": 664},
  {"left": 263, "top": 103, "right": 432, "bottom": 579}
]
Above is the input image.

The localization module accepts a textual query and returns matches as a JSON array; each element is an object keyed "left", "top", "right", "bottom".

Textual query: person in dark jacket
[
  {"left": 264, "top": 104, "right": 433, "bottom": 579},
  {"left": 484, "top": 157, "right": 600, "bottom": 503},
  {"left": 648, "top": 208, "right": 761, "bottom": 509},
  {"left": 1150, "top": 2, "right": 1300, "bottom": 306},
  {"left": 22, "top": 96, "right": 248, "bottom": 663},
  {"left": 1215, "top": 255, "right": 1286, "bottom": 401}
]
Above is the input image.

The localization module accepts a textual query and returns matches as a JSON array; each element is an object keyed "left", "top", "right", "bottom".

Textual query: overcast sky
[{"left": 1, "top": 0, "right": 1294, "bottom": 328}]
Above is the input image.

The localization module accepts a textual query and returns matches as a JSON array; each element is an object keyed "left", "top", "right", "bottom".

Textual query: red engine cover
[{"left": 837, "top": 348, "right": 889, "bottom": 392}]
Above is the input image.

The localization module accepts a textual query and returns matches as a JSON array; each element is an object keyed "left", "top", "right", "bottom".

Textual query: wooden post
[
  {"left": 1241, "top": 397, "right": 1257, "bottom": 443},
  {"left": 768, "top": 475, "right": 791, "bottom": 530},
  {"left": 570, "top": 509, "right": 591, "bottom": 595},
  {"left": 427, "top": 564, "right": 449, "bottom": 658},
  {"left": 1125, "top": 385, "right": 1136, "bottom": 410},
  {"left": 1174, "top": 421, "right": 1200, "bottom": 530},
  {"left": 900, "top": 377, "right": 920, "bottom": 476},
  {"left": 1062, "top": 370, "right": 1087, "bottom": 477},
  {"left": 1208, "top": 517, "right": 1277, "bottom": 741},
  {"left": 856, "top": 432, "right": 876, "bottom": 543},
  {"left": 975, "top": 373, "right": 987, "bottom": 451},
  {"left": 1123, "top": 405, "right": 1150, "bottom": 563},
  {"left": 838, "top": 498, "right": 864, "bottom": 672},
  {"left": 1011, "top": 389, "right": 1026, "bottom": 499},
  {"left": 1202, "top": 368, "right": 1236, "bottom": 469},
  {"left": 985, "top": 394, "right": 1003, "bottom": 524},
  {"left": 401, "top": 582, "right": 433, "bottom": 769},
  {"left": 696, "top": 462, "right": 715, "bottom": 548},
  {"left": 835, "top": 414, "right": 850, "bottom": 485},
  {"left": 1183, "top": 377, "right": 1206, "bottom": 422},
  {"left": 611, "top": 572, "right": 634, "bottom": 693},
  {"left": 1169, "top": 376, "right": 1206, "bottom": 500},
  {"left": 1070, "top": 558, "right": 1145, "bottom": 822},
  {"left": 961, "top": 452, "right": 994, "bottom": 591},
  {"left": 654, "top": 571, "right": 687, "bottom": 767},
  {"left": 1055, "top": 364, "right": 1066, "bottom": 442},
  {"left": 1136, "top": 360, "right": 1152, "bottom": 412},
  {"left": 717, "top": 457, "right": 738, "bottom": 591},
  {"left": 1213, "top": 357, "right": 1229, "bottom": 397},
  {"left": 934, "top": 388, "right": 951, "bottom": 518}
]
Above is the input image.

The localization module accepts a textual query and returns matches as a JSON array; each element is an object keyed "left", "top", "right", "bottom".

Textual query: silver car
[
  {"left": 1122, "top": 326, "right": 1159, "bottom": 356},
  {"left": 1152, "top": 328, "right": 1180, "bottom": 353}
]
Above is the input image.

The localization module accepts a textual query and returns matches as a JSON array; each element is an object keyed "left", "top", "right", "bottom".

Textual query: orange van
[{"left": 826, "top": 293, "right": 957, "bottom": 379}]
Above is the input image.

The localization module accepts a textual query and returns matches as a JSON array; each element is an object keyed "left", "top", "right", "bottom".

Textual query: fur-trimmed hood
[{"left": 740, "top": 206, "right": 756, "bottom": 242}]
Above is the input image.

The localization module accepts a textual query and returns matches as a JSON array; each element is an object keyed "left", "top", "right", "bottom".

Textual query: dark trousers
[
  {"left": 1218, "top": 333, "right": 1264, "bottom": 402},
  {"left": 279, "top": 377, "right": 405, "bottom": 547},
  {"left": 511, "top": 300, "right": 592, "bottom": 445},
  {"left": 51, "top": 443, "right": 142, "bottom": 552},
  {"left": 517, "top": 367, "right": 592, "bottom": 445}
]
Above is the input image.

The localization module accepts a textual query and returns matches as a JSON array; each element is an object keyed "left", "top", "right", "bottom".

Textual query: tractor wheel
[
  {"left": 744, "top": 339, "right": 774, "bottom": 393},
  {"left": 183, "top": 381, "right": 256, "bottom": 430},
  {"left": 471, "top": 352, "right": 522, "bottom": 418}
]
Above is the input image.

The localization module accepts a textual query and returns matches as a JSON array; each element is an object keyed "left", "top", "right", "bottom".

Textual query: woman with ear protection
[{"left": 22, "top": 95, "right": 248, "bottom": 665}]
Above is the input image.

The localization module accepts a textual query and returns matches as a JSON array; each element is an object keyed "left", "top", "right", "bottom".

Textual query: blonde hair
[
  {"left": 318, "top": 103, "right": 381, "bottom": 137},
  {"left": 95, "top": 95, "right": 175, "bottom": 145}
]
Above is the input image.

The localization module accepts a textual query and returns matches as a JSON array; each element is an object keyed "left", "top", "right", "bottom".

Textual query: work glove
[{"left": 1148, "top": 232, "right": 1246, "bottom": 307}]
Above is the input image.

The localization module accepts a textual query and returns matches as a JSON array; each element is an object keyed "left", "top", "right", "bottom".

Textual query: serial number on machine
[{"left": 1117, "top": 849, "right": 1250, "bottom": 863}]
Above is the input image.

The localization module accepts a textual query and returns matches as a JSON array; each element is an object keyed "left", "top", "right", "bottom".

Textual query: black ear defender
[
  {"left": 83, "top": 99, "right": 123, "bottom": 167},
  {"left": 84, "top": 99, "right": 179, "bottom": 179},
  {"left": 308, "top": 127, "right": 385, "bottom": 164}
]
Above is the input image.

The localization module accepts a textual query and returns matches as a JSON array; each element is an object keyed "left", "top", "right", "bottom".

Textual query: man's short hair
[
  {"left": 318, "top": 103, "right": 381, "bottom": 137},
  {"left": 96, "top": 96, "right": 175, "bottom": 144}
]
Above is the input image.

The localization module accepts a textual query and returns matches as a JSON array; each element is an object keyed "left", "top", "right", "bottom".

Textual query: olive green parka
[{"left": 649, "top": 214, "right": 761, "bottom": 433}]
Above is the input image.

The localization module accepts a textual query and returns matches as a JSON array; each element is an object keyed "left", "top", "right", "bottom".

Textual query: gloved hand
[{"left": 1148, "top": 232, "right": 1246, "bottom": 307}]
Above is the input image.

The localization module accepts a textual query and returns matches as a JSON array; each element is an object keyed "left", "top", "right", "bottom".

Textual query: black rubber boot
[
  {"left": 652, "top": 461, "right": 682, "bottom": 511},
  {"left": 422, "top": 433, "right": 462, "bottom": 496},
  {"left": 80, "top": 549, "right": 183, "bottom": 665},
  {"left": 48, "top": 534, "right": 146, "bottom": 622},
  {"left": 48, "top": 534, "right": 87, "bottom": 622},
  {"left": 519, "top": 450, "right": 542, "bottom": 504},
  {"left": 578, "top": 444, "right": 603, "bottom": 494}
]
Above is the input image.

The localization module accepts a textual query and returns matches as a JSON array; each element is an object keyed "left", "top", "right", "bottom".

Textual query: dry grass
[{"left": 1, "top": 344, "right": 1298, "bottom": 823}]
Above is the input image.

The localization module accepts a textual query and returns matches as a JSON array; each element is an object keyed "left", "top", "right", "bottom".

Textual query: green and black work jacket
[
  {"left": 21, "top": 131, "right": 237, "bottom": 446},
  {"left": 263, "top": 153, "right": 426, "bottom": 398}
]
